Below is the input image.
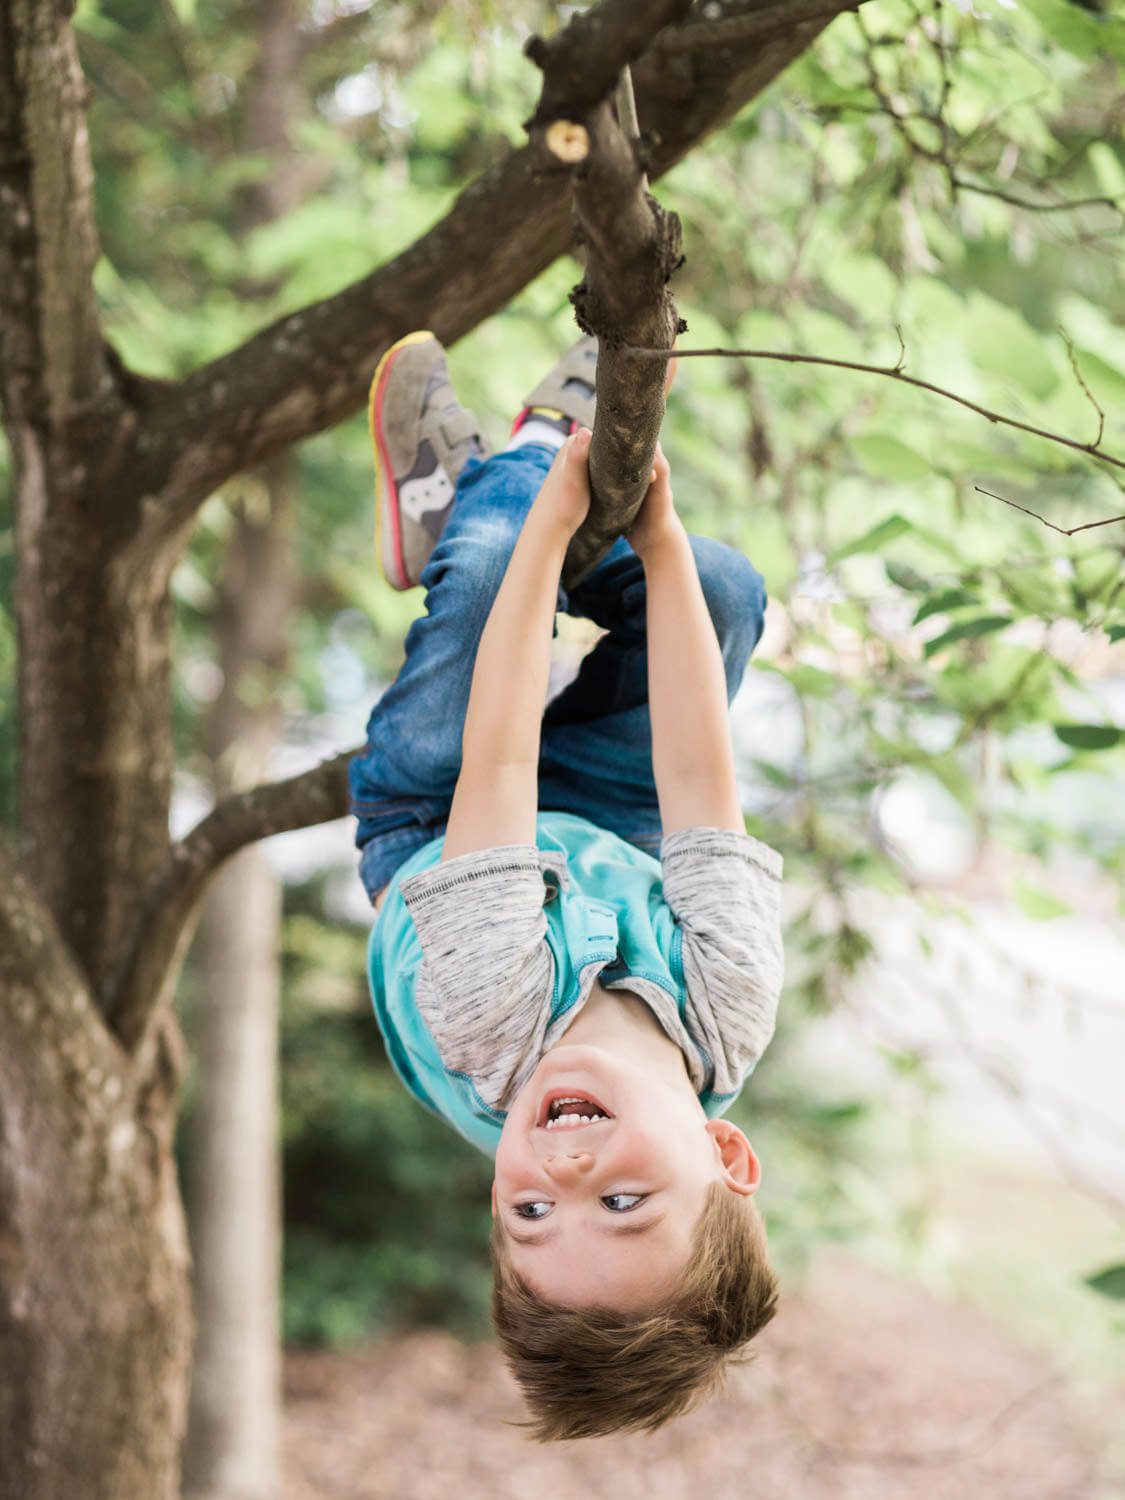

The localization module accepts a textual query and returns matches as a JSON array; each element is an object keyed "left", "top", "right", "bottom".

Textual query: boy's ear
[
  {"left": 490, "top": 1181, "right": 498, "bottom": 1218},
  {"left": 705, "top": 1119, "right": 762, "bottom": 1196}
]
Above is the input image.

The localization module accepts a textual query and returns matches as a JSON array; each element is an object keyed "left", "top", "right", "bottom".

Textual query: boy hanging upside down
[{"left": 349, "top": 332, "right": 784, "bottom": 1439}]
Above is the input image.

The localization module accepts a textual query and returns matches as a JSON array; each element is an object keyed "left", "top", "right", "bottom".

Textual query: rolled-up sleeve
[
  {"left": 660, "top": 827, "right": 784, "bottom": 1095},
  {"left": 399, "top": 845, "right": 557, "bottom": 1110}
]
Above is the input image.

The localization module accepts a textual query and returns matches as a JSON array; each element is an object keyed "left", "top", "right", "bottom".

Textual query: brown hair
[{"left": 491, "top": 1182, "right": 778, "bottom": 1441}]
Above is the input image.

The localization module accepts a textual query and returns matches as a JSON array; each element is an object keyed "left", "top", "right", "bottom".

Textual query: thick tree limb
[
  {"left": 522, "top": 0, "right": 869, "bottom": 579},
  {"left": 123, "top": 0, "right": 856, "bottom": 551},
  {"left": 654, "top": 0, "right": 862, "bottom": 51},
  {"left": 0, "top": 0, "right": 115, "bottom": 434},
  {"left": 524, "top": 0, "right": 693, "bottom": 130},
  {"left": 108, "top": 753, "right": 354, "bottom": 1052},
  {"left": 530, "top": 81, "right": 683, "bottom": 583},
  {"left": 513, "top": 0, "right": 871, "bottom": 579},
  {"left": 0, "top": 837, "right": 124, "bottom": 1085}
]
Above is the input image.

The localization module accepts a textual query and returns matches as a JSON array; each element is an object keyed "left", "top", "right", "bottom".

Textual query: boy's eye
[
  {"left": 514, "top": 1201, "right": 552, "bottom": 1219},
  {"left": 601, "top": 1193, "right": 647, "bottom": 1212}
]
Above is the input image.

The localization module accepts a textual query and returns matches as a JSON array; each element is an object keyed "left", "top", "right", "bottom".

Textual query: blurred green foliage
[
  {"left": 277, "top": 888, "right": 495, "bottom": 1341},
  {"left": 8, "top": 0, "right": 1125, "bottom": 1340}
]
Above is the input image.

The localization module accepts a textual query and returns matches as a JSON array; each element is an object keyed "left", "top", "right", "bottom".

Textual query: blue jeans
[{"left": 349, "top": 445, "right": 766, "bottom": 901}]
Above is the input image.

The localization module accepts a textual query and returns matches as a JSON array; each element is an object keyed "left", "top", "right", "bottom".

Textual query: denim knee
[
  {"left": 419, "top": 511, "right": 531, "bottom": 646},
  {"left": 689, "top": 537, "right": 767, "bottom": 687}
]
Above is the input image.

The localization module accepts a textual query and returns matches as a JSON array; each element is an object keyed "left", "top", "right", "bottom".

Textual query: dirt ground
[{"left": 282, "top": 1251, "right": 1116, "bottom": 1500}]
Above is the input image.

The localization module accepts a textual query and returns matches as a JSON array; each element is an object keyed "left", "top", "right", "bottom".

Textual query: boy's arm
[
  {"left": 630, "top": 449, "right": 745, "bottom": 835},
  {"left": 441, "top": 431, "right": 591, "bottom": 861}
]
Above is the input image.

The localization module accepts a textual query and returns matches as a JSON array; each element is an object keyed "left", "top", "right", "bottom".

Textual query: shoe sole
[{"left": 369, "top": 330, "right": 436, "bottom": 591}]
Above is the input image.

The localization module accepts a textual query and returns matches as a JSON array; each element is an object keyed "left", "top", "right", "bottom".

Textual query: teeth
[{"left": 545, "top": 1113, "right": 597, "bottom": 1129}]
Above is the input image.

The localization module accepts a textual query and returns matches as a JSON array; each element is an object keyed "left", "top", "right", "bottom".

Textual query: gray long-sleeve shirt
[{"left": 392, "top": 820, "right": 785, "bottom": 1116}]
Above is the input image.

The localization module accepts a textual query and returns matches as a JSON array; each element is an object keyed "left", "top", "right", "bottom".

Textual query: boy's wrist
[
  {"left": 527, "top": 494, "right": 583, "bottom": 546},
  {"left": 635, "top": 516, "right": 688, "bottom": 567}
]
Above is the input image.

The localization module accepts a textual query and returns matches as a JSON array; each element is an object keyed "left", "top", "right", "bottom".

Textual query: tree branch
[
  {"left": 654, "top": 0, "right": 863, "bottom": 51},
  {"left": 107, "top": 752, "right": 354, "bottom": 1052},
  {"left": 524, "top": 0, "right": 693, "bottom": 130},
  {"left": 0, "top": 836, "right": 124, "bottom": 1082},
  {"left": 526, "top": 26, "right": 683, "bottom": 582},
  {"left": 571, "top": 110, "right": 683, "bottom": 581},
  {"left": 124, "top": 0, "right": 855, "bottom": 550},
  {"left": 527, "top": 0, "right": 863, "bottom": 581},
  {"left": 0, "top": 0, "right": 114, "bottom": 434},
  {"left": 974, "top": 489, "right": 1125, "bottom": 537},
  {"left": 624, "top": 342, "right": 1125, "bottom": 480}
]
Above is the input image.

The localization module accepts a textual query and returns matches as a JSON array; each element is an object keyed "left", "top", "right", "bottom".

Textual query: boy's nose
[{"left": 543, "top": 1151, "right": 594, "bottom": 1180}]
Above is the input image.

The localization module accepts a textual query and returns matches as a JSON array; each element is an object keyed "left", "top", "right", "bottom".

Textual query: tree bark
[
  {"left": 525, "top": 69, "right": 685, "bottom": 583},
  {"left": 0, "top": 849, "right": 191, "bottom": 1500}
]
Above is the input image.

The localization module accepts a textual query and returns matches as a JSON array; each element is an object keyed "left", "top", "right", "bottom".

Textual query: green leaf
[
  {"left": 783, "top": 663, "right": 839, "bottom": 697},
  {"left": 913, "top": 589, "right": 981, "bottom": 625},
  {"left": 1085, "top": 1263, "right": 1125, "bottom": 1301},
  {"left": 885, "top": 560, "right": 931, "bottom": 593},
  {"left": 1011, "top": 879, "right": 1071, "bottom": 921},
  {"left": 849, "top": 435, "right": 931, "bottom": 482},
  {"left": 821, "top": 254, "right": 899, "bottom": 317},
  {"left": 923, "top": 615, "right": 1012, "bottom": 658},
  {"left": 964, "top": 294, "right": 1060, "bottom": 399},
  {"left": 1063, "top": 347, "right": 1125, "bottom": 409},
  {"left": 1053, "top": 724, "right": 1123, "bottom": 751},
  {"left": 801, "top": 1100, "right": 869, "bottom": 1127},
  {"left": 880, "top": 1047, "right": 922, "bottom": 1078},
  {"left": 926, "top": 753, "right": 976, "bottom": 814},
  {"left": 828, "top": 514, "right": 912, "bottom": 566},
  {"left": 1106, "top": 625, "right": 1125, "bottom": 644},
  {"left": 1022, "top": 0, "right": 1102, "bottom": 59},
  {"left": 751, "top": 759, "right": 797, "bottom": 789}
]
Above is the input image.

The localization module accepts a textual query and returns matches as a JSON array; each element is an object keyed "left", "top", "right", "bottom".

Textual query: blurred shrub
[{"left": 280, "top": 1001, "right": 494, "bottom": 1343}]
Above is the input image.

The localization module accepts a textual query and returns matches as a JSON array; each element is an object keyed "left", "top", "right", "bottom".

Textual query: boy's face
[{"left": 492, "top": 1044, "right": 760, "bottom": 1310}]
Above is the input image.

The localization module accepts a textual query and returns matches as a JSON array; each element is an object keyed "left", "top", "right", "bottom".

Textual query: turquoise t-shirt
[{"left": 366, "top": 812, "right": 734, "bottom": 1158}]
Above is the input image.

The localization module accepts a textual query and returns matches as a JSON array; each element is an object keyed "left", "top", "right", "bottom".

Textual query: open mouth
[{"left": 536, "top": 1090, "right": 614, "bottom": 1131}]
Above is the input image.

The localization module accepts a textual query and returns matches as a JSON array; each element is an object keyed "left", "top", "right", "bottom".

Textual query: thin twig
[
  {"left": 975, "top": 489, "right": 1125, "bottom": 537},
  {"left": 623, "top": 341, "right": 1125, "bottom": 477},
  {"left": 951, "top": 177, "right": 1123, "bottom": 219},
  {"left": 854, "top": 6, "right": 1123, "bottom": 228},
  {"left": 1059, "top": 328, "right": 1106, "bottom": 449}
]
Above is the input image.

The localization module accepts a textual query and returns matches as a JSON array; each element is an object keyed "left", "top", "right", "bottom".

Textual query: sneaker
[
  {"left": 514, "top": 335, "right": 598, "bottom": 442},
  {"left": 513, "top": 335, "right": 679, "bottom": 443},
  {"left": 369, "top": 331, "right": 490, "bottom": 589}
]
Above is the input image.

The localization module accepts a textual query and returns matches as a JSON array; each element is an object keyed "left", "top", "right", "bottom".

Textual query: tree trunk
[
  {"left": 183, "top": 851, "right": 282, "bottom": 1500},
  {"left": 182, "top": 449, "right": 293, "bottom": 1500},
  {"left": 0, "top": 989, "right": 191, "bottom": 1500},
  {"left": 1, "top": 440, "right": 191, "bottom": 1499}
]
